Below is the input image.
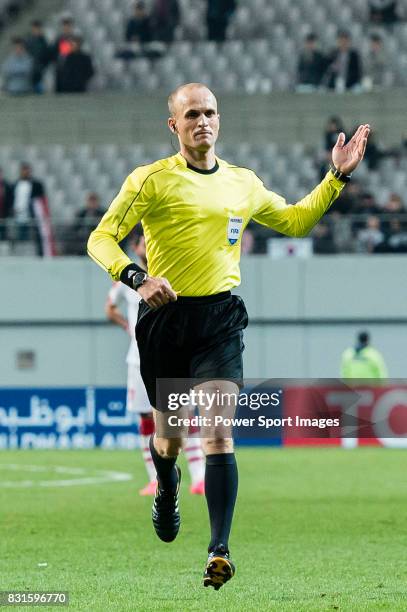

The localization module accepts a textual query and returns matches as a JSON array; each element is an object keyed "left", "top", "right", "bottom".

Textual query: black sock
[
  {"left": 205, "top": 453, "right": 238, "bottom": 553},
  {"left": 149, "top": 435, "right": 178, "bottom": 492}
]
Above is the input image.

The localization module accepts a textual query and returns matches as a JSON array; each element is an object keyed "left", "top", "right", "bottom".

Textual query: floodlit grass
[{"left": 0, "top": 448, "right": 406, "bottom": 611}]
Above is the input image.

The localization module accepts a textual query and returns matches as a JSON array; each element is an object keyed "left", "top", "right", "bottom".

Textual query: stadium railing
[{"left": 1, "top": 215, "right": 407, "bottom": 257}]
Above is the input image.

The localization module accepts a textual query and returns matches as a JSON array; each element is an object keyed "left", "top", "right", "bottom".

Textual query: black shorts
[{"left": 135, "top": 291, "right": 248, "bottom": 410}]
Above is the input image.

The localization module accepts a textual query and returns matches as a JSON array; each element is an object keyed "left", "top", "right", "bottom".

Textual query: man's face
[
  {"left": 14, "top": 43, "right": 25, "bottom": 56},
  {"left": 87, "top": 194, "right": 99, "bottom": 210},
  {"left": 62, "top": 21, "right": 73, "bottom": 36},
  {"left": 20, "top": 165, "right": 31, "bottom": 179},
  {"left": 169, "top": 86, "right": 220, "bottom": 152},
  {"left": 371, "top": 40, "right": 382, "bottom": 53},
  {"left": 305, "top": 39, "right": 316, "bottom": 51},
  {"left": 337, "top": 35, "right": 350, "bottom": 51}
]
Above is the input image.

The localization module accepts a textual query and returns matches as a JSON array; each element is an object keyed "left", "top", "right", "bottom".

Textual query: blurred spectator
[
  {"left": 324, "top": 30, "right": 362, "bottom": 91},
  {"left": 383, "top": 219, "right": 407, "bottom": 252},
  {"left": 362, "top": 34, "right": 390, "bottom": 90},
  {"left": 0, "top": 168, "right": 13, "bottom": 241},
  {"left": 69, "top": 192, "right": 105, "bottom": 254},
  {"left": 207, "top": 0, "right": 237, "bottom": 42},
  {"left": 352, "top": 191, "right": 381, "bottom": 233},
  {"left": 312, "top": 221, "right": 336, "bottom": 254},
  {"left": 383, "top": 192, "right": 404, "bottom": 214},
  {"left": 329, "top": 212, "right": 354, "bottom": 251},
  {"left": 25, "top": 20, "right": 50, "bottom": 94},
  {"left": 353, "top": 191, "right": 380, "bottom": 214},
  {"left": 297, "top": 33, "right": 327, "bottom": 91},
  {"left": 363, "top": 130, "right": 387, "bottom": 170},
  {"left": 381, "top": 193, "right": 405, "bottom": 233},
  {"left": 117, "top": 2, "right": 158, "bottom": 61},
  {"left": 2, "top": 37, "right": 33, "bottom": 94},
  {"left": 151, "top": 0, "right": 180, "bottom": 43},
  {"left": 369, "top": 0, "right": 400, "bottom": 25},
  {"left": 126, "top": 1, "right": 152, "bottom": 43},
  {"left": 58, "top": 36, "right": 94, "bottom": 93},
  {"left": 324, "top": 116, "right": 346, "bottom": 152},
  {"left": 319, "top": 116, "right": 346, "bottom": 180},
  {"left": 356, "top": 215, "right": 384, "bottom": 252},
  {"left": 334, "top": 180, "right": 363, "bottom": 215},
  {"left": 246, "top": 221, "right": 269, "bottom": 254},
  {"left": 12, "top": 162, "right": 56, "bottom": 256},
  {"left": 241, "top": 228, "right": 255, "bottom": 254},
  {"left": 51, "top": 16, "right": 76, "bottom": 93}
]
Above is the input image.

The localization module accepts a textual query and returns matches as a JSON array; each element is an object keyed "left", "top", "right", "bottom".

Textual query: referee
[{"left": 88, "top": 83, "right": 370, "bottom": 590}]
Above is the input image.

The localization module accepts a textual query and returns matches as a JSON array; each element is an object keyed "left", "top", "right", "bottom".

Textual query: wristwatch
[
  {"left": 330, "top": 165, "right": 352, "bottom": 183},
  {"left": 132, "top": 271, "right": 148, "bottom": 291}
]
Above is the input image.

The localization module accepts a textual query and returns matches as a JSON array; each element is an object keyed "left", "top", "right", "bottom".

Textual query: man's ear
[{"left": 168, "top": 118, "right": 177, "bottom": 133}]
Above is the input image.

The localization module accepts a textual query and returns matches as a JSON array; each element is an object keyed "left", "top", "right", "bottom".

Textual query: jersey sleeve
[
  {"left": 251, "top": 169, "right": 346, "bottom": 237},
  {"left": 87, "top": 165, "right": 156, "bottom": 280}
]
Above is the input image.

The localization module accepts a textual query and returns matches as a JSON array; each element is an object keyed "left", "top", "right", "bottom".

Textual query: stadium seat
[{"left": 1, "top": 144, "right": 405, "bottom": 235}]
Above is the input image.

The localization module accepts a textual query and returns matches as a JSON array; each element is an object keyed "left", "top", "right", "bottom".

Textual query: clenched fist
[{"left": 137, "top": 276, "right": 178, "bottom": 309}]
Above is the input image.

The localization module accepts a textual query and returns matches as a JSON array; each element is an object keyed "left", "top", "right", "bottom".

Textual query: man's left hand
[{"left": 332, "top": 124, "right": 371, "bottom": 175}]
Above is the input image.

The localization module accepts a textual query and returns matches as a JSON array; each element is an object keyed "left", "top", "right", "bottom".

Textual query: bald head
[
  {"left": 168, "top": 83, "right": 217, "bottom": 117},
  {"left": 167, "top": 82, "right": 220, "bottom": 157}
]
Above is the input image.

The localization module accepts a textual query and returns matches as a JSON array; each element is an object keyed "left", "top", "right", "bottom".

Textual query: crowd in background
[
  {"left": 296, "top": 30, "right": 392, "bottom": 92},
  {"left": 0, "top": 162, "right": 106, "bottom": 256},
  {"left": 1, "top": 17, "right": 95, "bottom": 94},
  {"left": 2, "top": 0, "right": 404, "bottom": 96},
  {"left": 242, "top": 116, "right": 407, "bottom": 256},
  {"left": 296, "top": 1, "right": 404, "bottom": 91},
  {"left": 0, "top": 0, "right": 406, "bottom": 256},
  {"left": 0, "top": 1, "right": 238, "bottom": 94},
  {"left": 1, "top": 125, "right": 406, "bottom": 257}
]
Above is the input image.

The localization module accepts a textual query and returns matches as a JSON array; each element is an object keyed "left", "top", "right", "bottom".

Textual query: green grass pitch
[{"left": 1, "top": 448, "right": 406, "bottom": 611}]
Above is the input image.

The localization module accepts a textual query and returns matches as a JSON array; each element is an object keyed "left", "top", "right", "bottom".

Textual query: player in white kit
[{"left": 106, "top": 233, "right": 205, "bottom": 495}]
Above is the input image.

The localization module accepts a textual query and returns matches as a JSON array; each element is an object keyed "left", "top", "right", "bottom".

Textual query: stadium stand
[
  {"left": 0, "top": 142, "right": 405, "bottom": 218},
  {"left": 0, "top": 0, "right": 30, "bottom": 30},
  {"left": 32, "top": 0, "right": 406, "bottom": 93},
  {"left": 0, "top": 142, "right": 406, "bottom": 255}
]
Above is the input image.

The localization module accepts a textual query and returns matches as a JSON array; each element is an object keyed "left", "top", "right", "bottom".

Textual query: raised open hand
[{"left": 332, "top": 124, "right": 371, "bottom": 175}]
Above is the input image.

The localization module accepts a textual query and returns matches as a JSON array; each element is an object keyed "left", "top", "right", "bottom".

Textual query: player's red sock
[
  {"left": 139, "top": 415, "right": 156, "bottom": 483},
  {"left": 184, "top": 425, "right": 204, "bottom": 485}
]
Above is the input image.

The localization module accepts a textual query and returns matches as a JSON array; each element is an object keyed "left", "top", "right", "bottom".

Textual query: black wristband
[
  {"left": 329, "top": 165, "right": 352, "bottom": 183},
  {"left": 120, "top": 263, "right": 145, "bottom": 289}
]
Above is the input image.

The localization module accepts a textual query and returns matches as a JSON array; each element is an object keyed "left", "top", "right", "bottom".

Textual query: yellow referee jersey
[{"left": 88, "top": 152, "right": 345, "bottom": 296}]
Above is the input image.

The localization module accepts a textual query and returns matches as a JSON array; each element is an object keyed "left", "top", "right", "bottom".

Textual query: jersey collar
[{"left": 176, "top": 152, "right": 220, "bottom": 175}]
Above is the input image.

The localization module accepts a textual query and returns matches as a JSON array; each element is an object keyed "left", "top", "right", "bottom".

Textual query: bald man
[{"left": 88, "top": 83, "right": 370, "bottom": 590}]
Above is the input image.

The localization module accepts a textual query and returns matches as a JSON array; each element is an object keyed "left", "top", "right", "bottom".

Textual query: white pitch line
[{"left": 0, "top": 464, "right": 133, "bottom": 488}]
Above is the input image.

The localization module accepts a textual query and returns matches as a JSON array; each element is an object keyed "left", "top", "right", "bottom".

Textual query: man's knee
[
  {"left": 202, "top": 437, "right": 234, "bottom": 456},
  {"left": 153, "top": 436, "right": 183, "bottom": 458}
]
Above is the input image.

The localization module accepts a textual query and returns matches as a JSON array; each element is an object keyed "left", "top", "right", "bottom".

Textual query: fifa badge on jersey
[{"left": 227, "top": 217, "right": 243, "bottom": 245}]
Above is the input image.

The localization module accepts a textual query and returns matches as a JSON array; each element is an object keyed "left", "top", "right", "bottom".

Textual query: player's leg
[
  {"left": 189, "top": 293, "right": 248, "bottom": 588},
  {"left": 185, "top": 419, "right": 205, "bottom": 495},
  {"left": 149, "top": 408, "right": 184, "bottom": 542},
  {"left": 138, "top": 412, "right": 157, "bottom": 495},
  {"left": 195, "top": 379, "right": 239, "bottom": 589},
  {"left": 135, "top": 298, "right": 189, "bottom": 539},
  {"left": 127, "top": 364, "right": 157, "bottom": 495}
]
